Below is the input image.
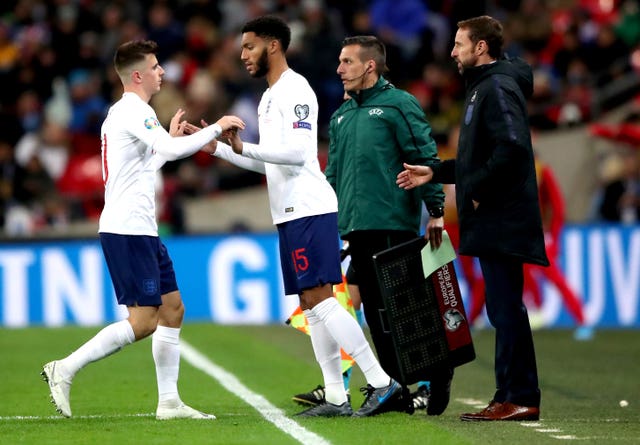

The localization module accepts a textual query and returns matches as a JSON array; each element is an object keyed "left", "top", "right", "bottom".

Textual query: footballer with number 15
[{"left": 194, "top": 16, "right": 402, "bottom": 417}]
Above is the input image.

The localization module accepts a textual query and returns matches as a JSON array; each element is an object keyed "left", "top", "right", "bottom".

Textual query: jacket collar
[
  {"left": 461, "top": 61, "right": 497, "bottom": 91},
  {"left": 462, "top": 56, "right": 533, "bottom": 98},
  {"left": 348, "top": 76, "right": 393, "bottom": 104}
]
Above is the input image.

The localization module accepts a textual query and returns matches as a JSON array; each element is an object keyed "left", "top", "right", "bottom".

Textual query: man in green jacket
[{"left": 325, "top": 35, "right": 452, "bottom": 416}]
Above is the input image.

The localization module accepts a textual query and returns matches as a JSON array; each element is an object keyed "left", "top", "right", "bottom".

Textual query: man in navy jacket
[{"left": 397, "top": 15, "right": 548, "bottom": 421}]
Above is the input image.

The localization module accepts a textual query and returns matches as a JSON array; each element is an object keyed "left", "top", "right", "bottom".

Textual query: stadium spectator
[
  {"left": 615, "top": 0, "right": 640, "bottom": 49},
  {"left": 598, "top": 148, "right": 640, "bottom": 223},
  {"left": 292, "top": 0, "right": 345, "bottom": 135},
  {"left": 406, "top": 62, "right": 463, "bottom": 140},
  {"left": 584, "top": 23, "right": 630, "bottom": 87},
  {"left": 0, "top": 0, "right": 638, "bottom": 238},
  {"left": 67, "top": 68, "right": 108, "bottom": 136},
  {"left": 368, "top": 0, "right": 431, "bottom": 80},
  {"left": 0, "top": 139, "right": 18, "bottom": 231},
  {"left": 146, "top": 2, "right": 185, "bottom": 64},
  {"left": 552, "top": 25, "right": 591, "bottom": 81},
  {"left": 14, "top": 118, "right": 70, "bottom": 183},
  {"left": 15, "top": 89, "right": 42, "bottom": 134},
  {"left": 505, "top": 0, "right": 553, "bottom": 54}
]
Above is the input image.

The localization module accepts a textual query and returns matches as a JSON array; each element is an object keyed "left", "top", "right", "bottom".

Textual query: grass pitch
[{"left": 0, "top": 324, "right": 638, "bottom": 444}]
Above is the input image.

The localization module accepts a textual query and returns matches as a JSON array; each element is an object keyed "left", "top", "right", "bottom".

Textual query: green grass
[{"left": 1, "top": 324, "right": 638, "bottom": 444}]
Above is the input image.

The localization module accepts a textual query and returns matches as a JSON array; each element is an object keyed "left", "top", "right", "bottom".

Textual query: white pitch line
[
  {"left": 454, "top": 397, "right": 487, "bottom": 410},
  {"left": 180, "top": 340, "right": 331, "bottom": 445},
  {"left": 455, "top": 398, "right": 486, "bottom": 406}
]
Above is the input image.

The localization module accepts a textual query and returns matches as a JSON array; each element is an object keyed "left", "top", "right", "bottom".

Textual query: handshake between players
[{"left": 182, "top": 116, "right": 244, "bottom": 156}]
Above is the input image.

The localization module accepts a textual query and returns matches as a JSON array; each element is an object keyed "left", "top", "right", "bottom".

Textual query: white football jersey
[
  {"left": 99, "top": 92, "right": 220, "bottom": 235},
  {"left": 215, "top": 69, "right": 337, "bottom": 224}
]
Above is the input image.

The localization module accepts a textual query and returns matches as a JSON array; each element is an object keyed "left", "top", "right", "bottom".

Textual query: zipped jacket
[
  {"left": 432, "top": 57, "right": 549, "bottom": 266},
  {"left": 326, "top": 77, "right": 444, "bottom": 236}
]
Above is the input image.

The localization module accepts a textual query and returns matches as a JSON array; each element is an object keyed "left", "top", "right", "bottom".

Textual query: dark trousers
[
  {"left": 479, "top": 256, "right": 541, "bottom": 408},
  {"left": 345, "top": 230, "right": 416, "bottom": 381}
]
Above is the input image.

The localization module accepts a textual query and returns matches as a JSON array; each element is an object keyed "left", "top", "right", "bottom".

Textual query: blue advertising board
[{"left": 0, "top": 225, "right": 638, "bottom": 328}]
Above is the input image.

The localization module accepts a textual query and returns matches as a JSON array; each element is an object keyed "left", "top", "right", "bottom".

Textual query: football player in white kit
[
  {"left": 41, "top": 40, "right": 245, "bottom": 420},
  {"left": 196, "top": 16, "right": 402, "bottom": 417}
]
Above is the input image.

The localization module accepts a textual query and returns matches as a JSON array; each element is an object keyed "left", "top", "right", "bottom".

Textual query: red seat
[{"left": 56, "top": 154, "right": 104, "bottom": 218}]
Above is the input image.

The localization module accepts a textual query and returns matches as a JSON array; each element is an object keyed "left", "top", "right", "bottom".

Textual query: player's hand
[
  {"left": 396, "top": 163, "right": 433, "bottom": 189},
  {"left": 216, "top": 115, "right": 245, "bottom": 132},
  {"left": 425, "top": 216, "right": 444, "bottom": 250},
  {"left": 214, "top": 116, "right": 245, "bottom": 154},
  {"left": 200, "top": 138, "right": 218, "bottom": 155},
  {"left": 169, "top": 108, "right": 187, "bottom": 136},
  {"left": 208, "top": 119, "right": 243, "bottom": 154},
  {"left": 226, "top": 128, "right": 243, "bottom": 154},
  {"left": 184, "top": 119, "right": 218, "bottom": 155}
]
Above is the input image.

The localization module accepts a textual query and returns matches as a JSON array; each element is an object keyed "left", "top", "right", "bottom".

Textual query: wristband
[{"left": 428, "top": 206, "right": 444, "bottom": 218}]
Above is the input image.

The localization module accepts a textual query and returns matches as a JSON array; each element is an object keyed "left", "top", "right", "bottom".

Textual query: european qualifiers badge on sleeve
[
  {"left": 293, "top": 104, "right": 312, "bottom": 130},
  {"left": 372, "top": 231, "right": 475, "bottom": 385}
]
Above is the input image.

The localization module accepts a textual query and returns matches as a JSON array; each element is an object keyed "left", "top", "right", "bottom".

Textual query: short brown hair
[
  {"left": 342, "top": 35, "right": 388, "bottom": 75},
  {"left": 114, "top": 40, "right": 158, "bottom": 77},
  {"left": 457, "top": 16, "right": 503, "bottom": 59}
]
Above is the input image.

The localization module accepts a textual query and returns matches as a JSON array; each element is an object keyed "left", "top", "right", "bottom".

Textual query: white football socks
[
  {"left": 60, "top": 319, "right": 135, "bottom": 379},
  {"left": 305, "top": 309, "right": 346, "bottom": 405},
  {"left": 153, "top": 325, "right": 182, "bottom": 406},
  {"left": 311, "top": 297, "right": 391, "bottom": 389}
]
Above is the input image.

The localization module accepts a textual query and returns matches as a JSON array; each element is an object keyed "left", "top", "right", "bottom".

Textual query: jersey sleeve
[
  {"left": 240, "top": 83, "right": 315, "bottom": 166},
  {"left": 214, "top": 141, "right": 267, "bottom": 174},
  {"left": 121, "top": 103, "right": 166, "bottom": 151},
  {"left": 124, "top": 102, "right": 222, "bottom": 161}
]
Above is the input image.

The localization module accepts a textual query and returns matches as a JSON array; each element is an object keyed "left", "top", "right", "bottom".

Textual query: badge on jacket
[
  {"left": 464, "top": 104, "right": 474, "bottom": 125},
  {"left": 465, "top": 90, "right": 478, "bottom": 125}
]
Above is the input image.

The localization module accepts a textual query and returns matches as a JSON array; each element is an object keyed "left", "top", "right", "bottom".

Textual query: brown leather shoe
[{"left": 460, "top": 401, "right": 539, "bottom": 421}]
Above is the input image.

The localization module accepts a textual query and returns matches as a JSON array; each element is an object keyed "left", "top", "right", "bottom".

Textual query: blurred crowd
[{"left": 1, "top": 0, "right": 640, "bottom": 236}]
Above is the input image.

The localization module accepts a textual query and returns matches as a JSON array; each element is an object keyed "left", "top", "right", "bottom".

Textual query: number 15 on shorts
[{"left": 292, "top": 248, "right": 309, "bottom": 273}]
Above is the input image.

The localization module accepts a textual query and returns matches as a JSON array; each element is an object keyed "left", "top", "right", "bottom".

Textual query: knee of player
[
  {"left": 300, "top": 291, "right": 332, "bottom": 311},
  {"left": 131, "top": 318, "right": 160, "bottom": 340},
  {"left": 158, "top": 299, "right": 185, "bottom": 326}
]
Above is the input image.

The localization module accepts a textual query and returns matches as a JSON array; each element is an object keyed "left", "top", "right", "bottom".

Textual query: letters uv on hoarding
[{"left": 0, "top": 226, "right": 638, "bottom": 328}]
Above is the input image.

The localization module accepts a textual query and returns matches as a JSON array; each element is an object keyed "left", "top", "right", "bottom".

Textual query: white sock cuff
[
  {"left": 153, "top": 325, "right": 181, "bottom": 345},
  {"left": 303, "top": 309, "right": 319, "bottom": 325},
  {"left": 116, "top": 320, "right": 136, "bottom": 345},
  {"left": 311, "top": 297, "right": 340, "bottom": 321},
  {"left": 325, "top": 382, "right": 348, "bottom": 405}
]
